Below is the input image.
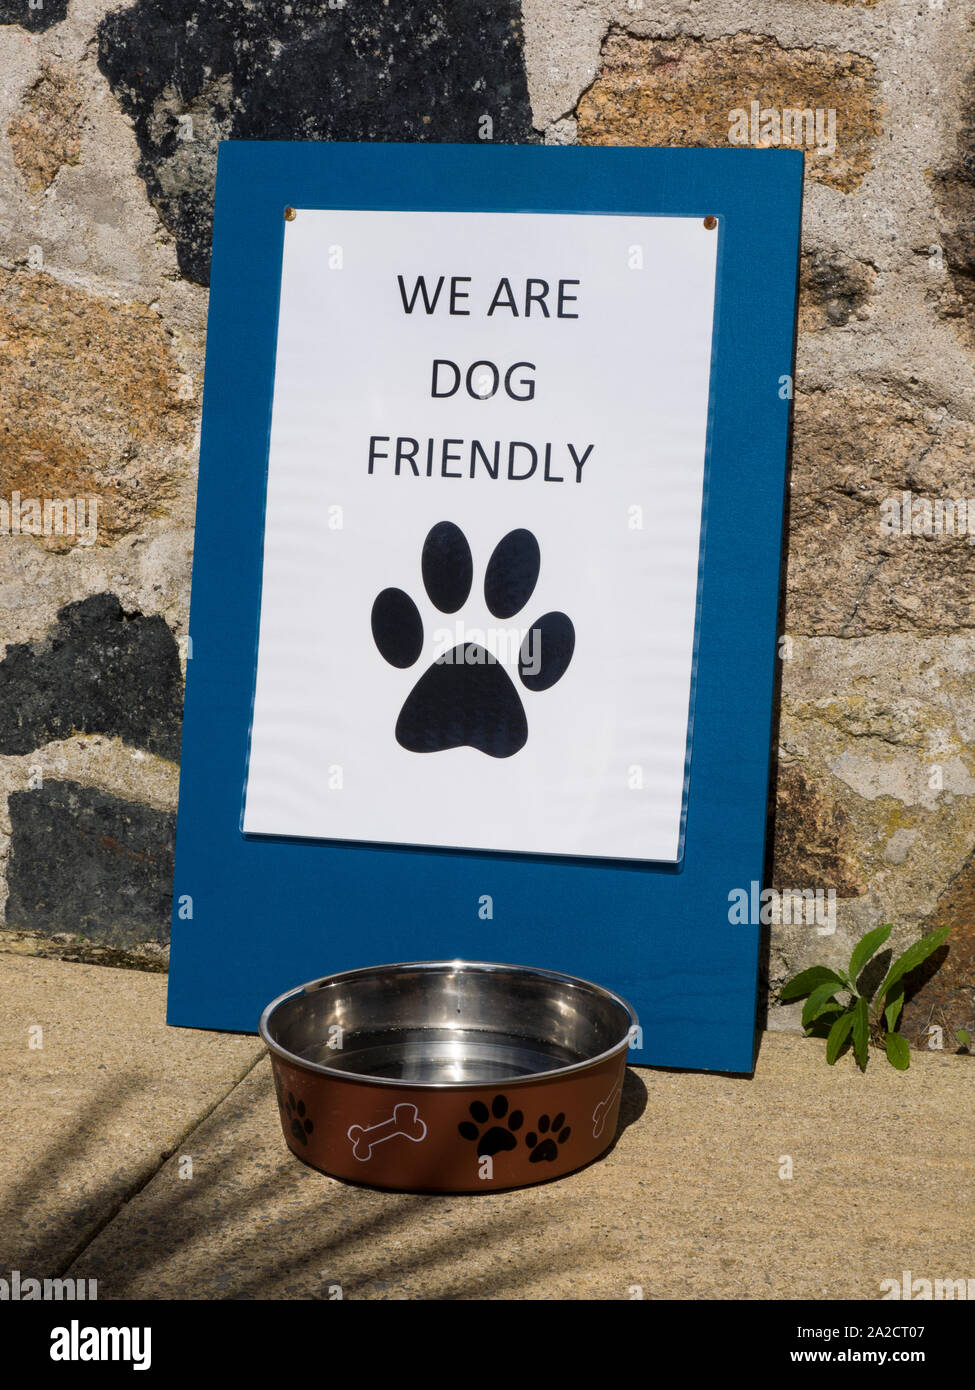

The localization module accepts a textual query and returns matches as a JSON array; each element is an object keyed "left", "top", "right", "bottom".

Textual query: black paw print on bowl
[
  {"left": 526, "top": 1112, "right": 571, "bottom": 1163},
  {"left": 284, "top": 1091, "right": 314, "bottom": 1146},
  {"left": 458, "top": 1093, "right": 524, "bottom": 1156}
]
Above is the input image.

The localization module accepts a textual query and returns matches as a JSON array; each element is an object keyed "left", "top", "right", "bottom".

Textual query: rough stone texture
[
  {"left": 0, "top": 0, "right": 68, "bottom": 34},
  {"left": 0, "top": 733, "right": 179, "bottom": 966},
  {"left": 0, "top": 593, "right": 183, "bottom": 760},
  {"left": 770, "top": 634, "right": 975, "bottom": 1030},
  {"left": 97, "top": 0, "right": 537, "bottom": 284},
  {"left": 5, "top": 779, "right": 175, "bottom": 947},
  {"left": 785, "top": 386, "right": 975, "bottom": 638},
  {"left": 0, "top": 0, "right": 972, "bottom": 1048},
  {"left": 576, "top": 31, "right": 883, "bottom": 193},
  {"left": 0, "top": 526, "right": 196, "bottom": 656},
  {"left": 0, "top": 926, "right": 169, "bottom": 970},
  {"left": 900, "top": 851, "right": 975, "bottom": 1048},
  {"left": 61, "top": 1036, "right": 975, "bottom": 1300},
  {"left": 798, "top": 249, "right": 876, "bottom": 332},
  {"left": 7, "top": 59, "right": 82, "bottom": 193},
  {"left": 0, "top": 267, "right": 197, "bottom": 551},
  {"left": 0, "top": 732, "right": 179, "bottom": 816},
  {"left": 0, "top": 954, "right": 264, "bottom": 1277},
  {"left": 770, "top": 762, "right": 864, "bottom": 896},
  {"left": 931, "top": 64, "right": 975, "bottom": 341}
]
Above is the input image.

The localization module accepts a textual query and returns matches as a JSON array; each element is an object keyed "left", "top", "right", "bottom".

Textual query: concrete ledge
[
  {"left": 3, "top": 954, "right": 972, "bottom": 1299},
  {"left": 72, "top": 1044, "right": 975, "bottom": 1300},
  {"left": 0, "top": 954, "right": 263, "bottom": 1276}
]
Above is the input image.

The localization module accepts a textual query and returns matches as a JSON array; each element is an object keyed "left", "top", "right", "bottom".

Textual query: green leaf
[
  {"left": 780, "top": 966, "right": 848, "bottom": 1002},
  {"left": 826, "top": 1010, "right": 855, "bottom": 1065},
  {"left": 852, "top": 996, "right": 870, "bottom": 1071},
  {"left": 802, "top": 981, "right": 842, "bottom": 1029},
  {"left": 957, "top": 1029, "right": 971, "bottom": 1049},
  {"left": 805, "top": 1003, "right": 845, "bottom": 1038},
  {"left": 848, "top": 923, "right": 893, "bottom": 985},
  {"left": 877, "top": 925, "right": 951, "bottom": 1004},
  {"left": 883, "top": 980, "right": 905, "bottom": 1033},
  {"left": 814, "top": 1000, "right": 844, "bottom": 1017},
  {"left": 885, "top": 1032, "right": 910, "bottom": 1070}
]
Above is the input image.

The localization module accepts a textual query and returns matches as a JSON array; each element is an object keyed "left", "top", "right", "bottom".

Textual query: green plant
[
  {"left": 779, "top": 922, "right": 951, "bottom": 1071},
  {"left": 957, "top": 1029, "right": 972, "bottom": 1055}
]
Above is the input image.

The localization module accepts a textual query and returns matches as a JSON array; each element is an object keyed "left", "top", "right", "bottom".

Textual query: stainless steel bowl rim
[{"left": 259, "top": 958, "right": 639, "bottom": 1090}]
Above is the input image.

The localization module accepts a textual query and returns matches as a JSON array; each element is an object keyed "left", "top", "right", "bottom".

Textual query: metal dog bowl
[{"left": 260, "top": 960, "right": 638, "bottom": 1192}]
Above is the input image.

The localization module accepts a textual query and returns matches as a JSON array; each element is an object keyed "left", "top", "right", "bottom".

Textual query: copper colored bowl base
[{"left": 261, "top": 961, "right": 637, "bottom": 1194}]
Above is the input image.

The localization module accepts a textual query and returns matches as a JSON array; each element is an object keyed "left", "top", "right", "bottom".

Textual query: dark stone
[
  {"left": 0, "top": 0, "right": 69, "bottom": 33},
  {"left": 0, "top": 593, "right": 183, "bottom": 761},
  {"left": 97, "top": 0, "right": 536, "bottom": 285},
  {"left": 770, "top": 762, "right": 865, "bottom": 897},
  {"left": 6, "top": 780, "right": 174, "bottom": 947},
  {"left": 800, "top": 249, "right": 875, "bottom": 328},
  {"left": 900, "top": 849, "right": 975, "bottom": 1048},
  {"left": 932, "top": 68, "right": 975, "bottom": 335}
]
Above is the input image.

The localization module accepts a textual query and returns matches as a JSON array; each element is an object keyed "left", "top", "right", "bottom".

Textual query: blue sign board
[{"left": 167, "top": 141, "right": 802, "bottom": 1074}]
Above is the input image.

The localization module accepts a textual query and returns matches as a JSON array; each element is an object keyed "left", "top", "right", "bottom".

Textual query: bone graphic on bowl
[
  {"left": 592, "top": 1081, "right": 622, "bottom": 1139},
  {"left": 347, "top": 1103, "right": 428, "bottom": 1161}
]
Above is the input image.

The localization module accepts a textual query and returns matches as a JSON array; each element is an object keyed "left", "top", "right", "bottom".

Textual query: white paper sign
[{"left": 242, "top": 209, "right": 718, "bottom": 861}]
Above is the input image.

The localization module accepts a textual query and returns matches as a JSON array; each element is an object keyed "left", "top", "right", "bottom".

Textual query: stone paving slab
[
  {"left": 0, "top": 954, "right": 265, "bottom": 1276},
  {"left": 67, "top": 1031, "right": 974, "bottom": 1301}
]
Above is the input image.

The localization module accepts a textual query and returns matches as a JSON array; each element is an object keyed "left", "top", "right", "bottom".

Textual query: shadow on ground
[{"left": 50, "top": 1062, "right": 650, "bottom": 1300}]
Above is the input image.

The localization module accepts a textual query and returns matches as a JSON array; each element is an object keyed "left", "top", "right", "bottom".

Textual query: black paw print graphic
[
  {"left": 284, "top": 1091, "right": 314, "bottom": 1146},
  {"left": 525, "top": 1111, "right": 571, "bottom": 1163},
  {"left": 458, "top": 1093, "right": 524, "bottom": 1156},
  {"left": 372, "top": 522, "right": 575, "bottom": 758}
]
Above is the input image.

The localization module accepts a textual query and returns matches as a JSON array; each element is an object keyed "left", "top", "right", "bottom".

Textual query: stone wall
[{"left": 0, "top": 0, "right": 971, "bottom": 1044}]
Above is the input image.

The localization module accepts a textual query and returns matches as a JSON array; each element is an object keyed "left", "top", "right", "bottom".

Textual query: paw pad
[
  {"left": 525, "top": 1112, "right": 571, "bottom": 1164},
  {"left": 372, "top": 522, "right": 574, "bottom": 758},
  {"left": 457, "top": 1092, "right": 524, "bottom": 1156},
  {"left": 284, "top": 1091, "right": 314, "bottom": 1146}
]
